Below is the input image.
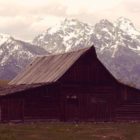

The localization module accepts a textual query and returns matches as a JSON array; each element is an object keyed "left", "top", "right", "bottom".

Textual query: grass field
[{"left": 0, "top": 122, "right": 139, "bottom": 140}]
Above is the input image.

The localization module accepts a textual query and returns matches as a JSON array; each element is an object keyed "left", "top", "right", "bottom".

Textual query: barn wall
[
  {"left": 59, "top": 47, "right": 118, "bottom": 86},
  {"left": 23, "top": 85, "right": 60, "bottom": 120},
  {"left": 60, "top": 85, "right": 119, "bottom": 122},
  {"left": 1, "top": 84, "right": 140, "bottom": 122},
  {"left": 1, "top": 47, "right": 140, "bottom": 122},
  {"left": 0, "top": 84, "right": 61, "bottom": 122},
  {"left": 115, "top": 86, "right": 140, "bottom": 121},
  {"left": 0, "top": 95, "right": 24, "bottom": 122},
  {"left": 0, "top": 84, "right": 119, "bottom": 122}
]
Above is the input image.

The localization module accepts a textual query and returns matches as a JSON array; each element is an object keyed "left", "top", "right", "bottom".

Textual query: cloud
[
  {"left": 122, "top": 0, "right": 140, "bottom": 13},
  {"left": 62, "top": 0, "right": 122, "bottom": 15},
  {"left": 0, "top": 0, "right": 139, "bottom": 40},
  {"left": 30, "top": 16, "right": 64, "bottom": 32},
  {"left": 0, "top": 0, "right": 124, "bottom": 18}
]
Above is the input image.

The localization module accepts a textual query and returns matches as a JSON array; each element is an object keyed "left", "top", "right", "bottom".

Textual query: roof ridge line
[{"left": 35, "top": 46, "right": 92, "bottom": 58}]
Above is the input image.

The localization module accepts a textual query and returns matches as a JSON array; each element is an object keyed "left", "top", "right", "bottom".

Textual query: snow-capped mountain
[
  {"left": 33, "top": 19, "right": 94, "bottom": 53},
  {"left": 0, "top": 34, "right": 47, "bottom": 79},
  {"left": 33, "top": 17, "right": 140, "bottom": 89},
  {"left": 92, "top": 17, "right": 140, "bottom": 89}
]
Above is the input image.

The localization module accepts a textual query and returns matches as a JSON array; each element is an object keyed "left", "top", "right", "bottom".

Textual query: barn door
[
  {"left": 65, "top": 94, "right": 79, "bottom": 121},
  {"left": 94, "top": 102, "right": 109, "bottom": 121},
  {"left": 88, "top": 97, "right": 111, "bottom": 122}
]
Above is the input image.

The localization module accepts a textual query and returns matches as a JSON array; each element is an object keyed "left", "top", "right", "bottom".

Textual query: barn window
[{"left": 66, "top": 95, "right": 79, "bottom": 105}]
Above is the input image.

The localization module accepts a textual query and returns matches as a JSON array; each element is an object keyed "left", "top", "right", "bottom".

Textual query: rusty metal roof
[{"left": 9, "top": 47, "right": 91, "bottom": 85}]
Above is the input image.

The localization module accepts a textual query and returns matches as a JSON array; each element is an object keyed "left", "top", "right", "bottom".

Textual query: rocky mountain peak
[
  {"left": 32, "top": 17, "right": 140, "bottom": 89},
  {"left": 98, "top": 19, "right": 113, "bottom": 27},
  {"left": 115, "top": 17, "right": 139, "bottom": 36},
  {"left": 0, "top": 33, "right": 13, "bottom": 46},
  {"left": 0, "top": 33, "right": 11, "bottom": 39},
  {"left": 33, "top": 18, "right": 94, "bottom": 53},
  {"left": 0, "top": 34, "right": 47, "bottom": 80},
  {"left": 116, "top": 17, "right": 134, "bottom": 27}
]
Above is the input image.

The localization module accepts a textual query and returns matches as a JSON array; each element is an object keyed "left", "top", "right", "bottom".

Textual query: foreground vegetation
[{"left": 0, "top": 122, "right": 140, "bottom": 140}]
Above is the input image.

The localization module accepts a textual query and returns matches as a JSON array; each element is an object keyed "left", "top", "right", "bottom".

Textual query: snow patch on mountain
[
  {"left": 0, "top": 34, "right": 12, "bottom": 46},
  {"left": 115, "top": 17, "right": 140, "bottom": 37},
  {"left": 0, "top": 35, "right": 47, "bottom": 79},
  {"left": 33, "top": 17, "right": 140, "bottom": 90},
  {"left": 0, "top": 17, "right": 140, "bottom": 90},
  {"left": 33, "top": 19, "right": 94, "bottom": 53},
  {"left": 92, "top": 17, "right": 140, "bottom": 90}
]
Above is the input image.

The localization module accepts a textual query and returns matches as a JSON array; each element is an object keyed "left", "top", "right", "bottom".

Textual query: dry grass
[{"left": 0, "top": 122, "right": 139, "bottom": 140}]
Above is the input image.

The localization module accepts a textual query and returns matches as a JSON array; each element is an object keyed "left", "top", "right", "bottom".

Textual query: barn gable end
[{"left": 58, "top": 47, "right": 118, "bottom": 86}]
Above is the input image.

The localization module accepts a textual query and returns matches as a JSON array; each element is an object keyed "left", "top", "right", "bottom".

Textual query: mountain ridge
[
  {"left": 33, "top": 17, "right": 140, "bottom": 89},
  {"left": 0, "top": 34, "right": 47, "bottom": 79},
  {"left": 0, "top": 17, "right": 140, "bottom": 90}
]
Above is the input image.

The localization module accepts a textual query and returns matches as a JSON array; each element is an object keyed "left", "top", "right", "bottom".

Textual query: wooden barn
[{"left": 0, "top": 46, "right": 140, "bottom": 122}]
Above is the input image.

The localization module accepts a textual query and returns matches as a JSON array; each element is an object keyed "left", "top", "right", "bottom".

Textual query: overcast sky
[{"left": 0, "top": 0, "right": 140, "bottom": 41}]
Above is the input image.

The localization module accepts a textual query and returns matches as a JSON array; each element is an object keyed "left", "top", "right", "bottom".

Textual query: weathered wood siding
[
  {"left": 0, "top": 96, "right": 24, "bottom": 122},
  {"left": 23, "top": 85, "right": 60, "bottom": 120},
  {"left": 59, "top": 47, "right": 118, "bottom": 86},
  {"left": 60, "top": 85, "right": 118, "bottom": 121}
]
